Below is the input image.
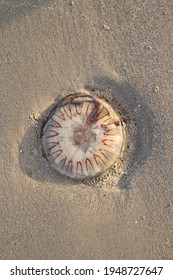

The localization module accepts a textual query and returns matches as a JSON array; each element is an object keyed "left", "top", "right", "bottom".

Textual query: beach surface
[{"left": 0, "top": 0, "right": 173, "bottom": 259}]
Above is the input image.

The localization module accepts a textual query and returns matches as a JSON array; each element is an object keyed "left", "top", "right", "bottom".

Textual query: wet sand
[{"left": 0, "top": 0, "right": 173, "bottom": 259}]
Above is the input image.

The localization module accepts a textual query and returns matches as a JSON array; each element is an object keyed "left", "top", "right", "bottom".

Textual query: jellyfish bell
[{"left": 42, "top": 93, "right": 126, "bottom": 179}]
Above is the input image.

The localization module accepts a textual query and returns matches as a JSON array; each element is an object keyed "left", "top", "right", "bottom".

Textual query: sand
[{"left": 0, "top": 0, "right": 173, "bottom": 259}]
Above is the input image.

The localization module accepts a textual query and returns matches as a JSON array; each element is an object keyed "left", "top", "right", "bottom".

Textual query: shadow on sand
[
  {"left": 85, "top": 76, "right": 156, "bottom": 189},
  {"left": 0, "top": 0, "right": 55, "bottom": 27}
]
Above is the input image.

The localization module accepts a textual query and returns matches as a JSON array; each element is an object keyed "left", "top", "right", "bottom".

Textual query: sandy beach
[{"left": 0, "top": 0, "right": 173, "bottom": 259}]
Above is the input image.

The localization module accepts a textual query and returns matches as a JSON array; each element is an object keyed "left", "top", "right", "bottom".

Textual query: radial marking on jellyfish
[
  {"left": 53, "top": 149, "right": 63, "bottom": 158},
  {"left": 94, "top": 154, "right": 105, "bottom": 166},
  {"left": 75, "top": 103, "right": 83, "bottom": 115},
  {"left": 58, "top": 157, "right": 67, "bottom": 168},
  {"left": 85, "top": 158, "right": 94, "bottom": 172},
  {"left": 48, "top": 142, "right": 59, "bottom": 150},
  {"left": 66, "top": 160, "right": 73, "bottom": 172},
  {"left": 76, "top": 161, "right": 83, "bottom": 176},
  {"left": 63, "top": 105, "right": 72, "bottom": 119},
  {"left": 42, "top": 93, "right": 126, "bottom": 179},
  {"left": 51, "top": 118, "right": 62, "bottom": 127}
]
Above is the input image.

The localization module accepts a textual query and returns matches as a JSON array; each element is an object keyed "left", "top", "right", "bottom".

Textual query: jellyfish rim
[{"left": 41, "top": 92, "right": 127, "bottom": 180}]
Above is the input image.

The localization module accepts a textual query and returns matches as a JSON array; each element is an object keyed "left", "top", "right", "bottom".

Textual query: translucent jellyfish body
[{"left": 42, "top": 93, "right": 126, "bottom": 179}]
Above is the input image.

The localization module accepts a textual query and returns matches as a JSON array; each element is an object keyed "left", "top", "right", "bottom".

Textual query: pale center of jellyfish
[{"left": 73, "top": 130, "right": 87, "bottom": 145}]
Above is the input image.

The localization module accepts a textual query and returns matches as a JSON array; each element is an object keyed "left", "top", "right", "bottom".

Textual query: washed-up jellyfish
[{"left": 42, "top": 93, "right": 126, "bottom": 179}]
